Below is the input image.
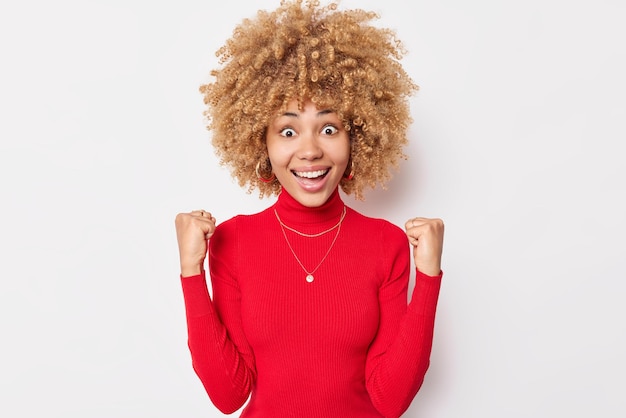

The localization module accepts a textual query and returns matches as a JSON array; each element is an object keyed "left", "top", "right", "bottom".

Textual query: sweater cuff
[
  {"left": 415, "top": 269, "right": 443, "bottom": 280},
  {"left": 409, "top": 268, "right": 443, "bottom": 316},
  {"left": 180, "top": 271, "right": 215, "bottom": 317}
]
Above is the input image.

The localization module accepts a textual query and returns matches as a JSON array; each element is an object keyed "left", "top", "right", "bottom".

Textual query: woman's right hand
[{"left": 175, "top": 210, "right": 217, "bottom": 277}]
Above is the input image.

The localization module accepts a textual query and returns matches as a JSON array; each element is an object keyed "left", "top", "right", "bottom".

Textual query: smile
[{"left": 292, "top": 169, "right": 329, "bottom": 179}]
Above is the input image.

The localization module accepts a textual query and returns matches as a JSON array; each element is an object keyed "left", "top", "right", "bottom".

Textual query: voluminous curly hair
[{"left": 200, "top": 0, "right": 418, "bottom": 200}]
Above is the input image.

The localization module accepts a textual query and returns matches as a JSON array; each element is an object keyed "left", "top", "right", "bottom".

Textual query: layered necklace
[{"left": 274, "top": 206, "right": 346, "bottom": 283}]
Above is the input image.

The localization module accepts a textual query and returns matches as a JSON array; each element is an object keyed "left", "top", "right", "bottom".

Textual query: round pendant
[{"left": 306, "top": 274, "right": 314, "bottom": 283}]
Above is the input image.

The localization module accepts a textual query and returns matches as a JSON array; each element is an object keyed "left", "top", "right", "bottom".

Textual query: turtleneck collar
[{"left": 273, "top": 187, "right": 345, "bottom": 227}]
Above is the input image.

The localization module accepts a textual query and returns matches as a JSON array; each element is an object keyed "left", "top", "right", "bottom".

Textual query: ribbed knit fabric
[{"left": 180, "top": 188, "right": 442, "bottom": 418}]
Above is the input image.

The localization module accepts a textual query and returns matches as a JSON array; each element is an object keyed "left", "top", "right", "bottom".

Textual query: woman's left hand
[{"left": 405, "top": 217, "right": 444, "bottom": 276}]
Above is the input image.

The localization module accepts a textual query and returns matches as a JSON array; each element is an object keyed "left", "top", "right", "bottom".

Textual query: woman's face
[{"left": 266, "top": 99, "right": 350, "bottom": 207}]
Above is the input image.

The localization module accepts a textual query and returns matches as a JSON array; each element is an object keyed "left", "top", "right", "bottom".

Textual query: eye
[
  {"left": 280, "top": 127, "right": 297, "bottom": 137},
  {"left": 321, "top": 125, "right": 338, "bottom": 135}
]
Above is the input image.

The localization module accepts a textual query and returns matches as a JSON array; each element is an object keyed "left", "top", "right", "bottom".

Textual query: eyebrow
[{"left": 281, "top": 109, "right": 333, "bottom": 118}]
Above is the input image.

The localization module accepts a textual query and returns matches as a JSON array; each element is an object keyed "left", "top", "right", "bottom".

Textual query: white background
[{"left": 1, "top": 0, "right": 625, "bottom": 417}]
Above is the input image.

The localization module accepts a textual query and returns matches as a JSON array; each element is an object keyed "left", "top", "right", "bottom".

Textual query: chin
[{"left": 286, "top": 187, "right": 336, "bottom": 207}]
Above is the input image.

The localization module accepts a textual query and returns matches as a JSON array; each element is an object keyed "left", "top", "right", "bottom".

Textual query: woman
[{"left": 175, "top": 1, "right": 444, "bottom": 417}]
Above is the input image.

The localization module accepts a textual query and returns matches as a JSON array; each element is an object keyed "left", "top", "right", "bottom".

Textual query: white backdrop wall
[{"left": 1, "top": 0, "right": 624, "bottom": 417}]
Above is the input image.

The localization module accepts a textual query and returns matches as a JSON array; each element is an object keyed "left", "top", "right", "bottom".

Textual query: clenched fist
[
  {"left": 175, "top": 210, "right": 217, "bottom": 277},
  {"left": 405, "top": 217, "right": 444, "bottom": 277}
]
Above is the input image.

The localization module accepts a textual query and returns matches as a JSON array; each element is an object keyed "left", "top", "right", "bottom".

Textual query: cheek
[
  {"left": 266, "top": 142, "right": 291, "bottom": 168},
  {"left": 265, "top": 137, "right": 279, "bottom": 160},
  {"left": 335, "top": 138, "right": 351, "bottom": 166}
]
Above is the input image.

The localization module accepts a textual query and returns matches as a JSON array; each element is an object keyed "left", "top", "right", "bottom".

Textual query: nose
[{"left": 296, "top": 131, "right": 323, "bottom": 160}]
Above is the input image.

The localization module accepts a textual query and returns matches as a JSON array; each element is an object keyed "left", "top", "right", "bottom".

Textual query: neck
[{"left": 273, "top": 188, "right": 345, "bottom": 227}]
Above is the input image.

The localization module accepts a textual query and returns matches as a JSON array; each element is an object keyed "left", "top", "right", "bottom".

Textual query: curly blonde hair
[{"left": 200, "top": 0, "right": 418, "bottom": 200}]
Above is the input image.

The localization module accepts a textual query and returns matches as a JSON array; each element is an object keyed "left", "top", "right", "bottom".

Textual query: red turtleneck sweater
[{"left": 180, "top": 189, "right": 442, "bottom": 418}]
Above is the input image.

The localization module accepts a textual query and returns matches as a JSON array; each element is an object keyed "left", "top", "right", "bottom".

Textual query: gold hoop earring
[
  {"left": 343, "top": 160, "right": 355, "bottom": 180},
  {"left": 256, "top": 160, "right": 276, "bottom": 183}
]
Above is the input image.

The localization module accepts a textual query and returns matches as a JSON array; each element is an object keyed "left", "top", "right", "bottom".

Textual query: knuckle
[{"left": 428, "top": 218, "right": 444, "bottom": 227}]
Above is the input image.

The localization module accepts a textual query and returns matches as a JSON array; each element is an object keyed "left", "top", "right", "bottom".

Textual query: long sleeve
[
  {"left": 180, "top": 217, "right": 256, "bottom": 414},
  {"left": 365, "top": 222, "right": 442, "bottom": 418}
]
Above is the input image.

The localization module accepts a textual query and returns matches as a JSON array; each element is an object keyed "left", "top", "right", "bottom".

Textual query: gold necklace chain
[
  {"left": 275, "top": 209, "right": 345, "bottom": 283},
  {"left": 273, "top": 206, "right": 346, "bottom": 237}
]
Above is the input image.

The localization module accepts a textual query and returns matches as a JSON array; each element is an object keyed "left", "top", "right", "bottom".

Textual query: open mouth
[{"left": 292, "top": 169, "right": 329, "bottom": 180}]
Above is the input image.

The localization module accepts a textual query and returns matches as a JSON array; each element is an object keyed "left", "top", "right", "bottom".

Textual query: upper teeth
[{"left": 295, "top": 169, "right": 328, "bottom": 179}]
